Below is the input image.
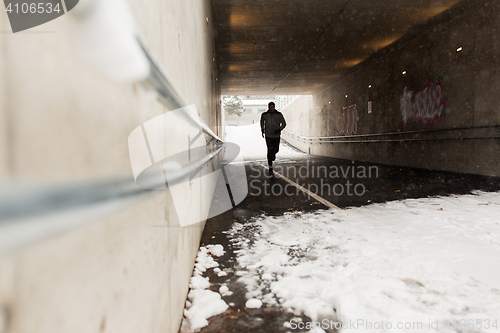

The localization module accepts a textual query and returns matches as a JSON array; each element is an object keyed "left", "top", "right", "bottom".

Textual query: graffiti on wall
[
  {"left": 400, "top": 80, "right": 446, "bottom": 128},
  {"left": 322, "top": 104, "right": 334, "bottom": 136},
  {"left": 338, "top": 104, "right": 359, "bottom": 135}
]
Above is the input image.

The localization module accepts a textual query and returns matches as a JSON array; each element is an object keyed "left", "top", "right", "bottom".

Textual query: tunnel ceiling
[{"left": 211, "top": 0, "right": 464, "bottom": 95}]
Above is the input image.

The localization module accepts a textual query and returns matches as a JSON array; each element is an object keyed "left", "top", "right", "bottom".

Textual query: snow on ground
[
  {"left": 182, "top": 245, "right": 229, "bottom": 332},
  {"left": 246, "top": 298, "right": 263, "bottom": 309},
  {"left": 224, "top": 123, "right": 306, "bottom": 161},
  {"left": 228, "top": 191, "right": 500, "bottom": 332}
]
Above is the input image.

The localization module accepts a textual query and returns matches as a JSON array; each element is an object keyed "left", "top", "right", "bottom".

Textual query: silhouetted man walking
[{"left": 260, "top": 102, "right": 286, "bottom": 173}]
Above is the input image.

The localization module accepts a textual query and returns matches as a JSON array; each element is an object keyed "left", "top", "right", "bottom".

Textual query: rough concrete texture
[
  {"left": 212, "top": 0, "right": 464, "bottom": 95},
  {"left": 0, "top": 17, "right": 9, "bottom": 182},
  {"left": 282, "top": 0, "right": 500, "bottom": 177},
  {"left": 0, "top": 1, "right": 219, "bottom": 332}
]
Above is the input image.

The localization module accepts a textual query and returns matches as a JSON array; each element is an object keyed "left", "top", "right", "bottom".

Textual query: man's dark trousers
[{"left": 265, "top": 137, "right": 280, "bottom": 166}]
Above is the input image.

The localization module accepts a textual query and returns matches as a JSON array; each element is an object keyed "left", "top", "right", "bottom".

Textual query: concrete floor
[{"left": 194, "top": 146, "right": 500, "bottom": 333}]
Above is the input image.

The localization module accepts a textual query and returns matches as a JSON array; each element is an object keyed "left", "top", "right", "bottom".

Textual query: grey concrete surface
[
  {"left": 0, "top": 1, "right": 220, "bottom": 333},
  {"left": 212, "top": 0, "right": 467, "bottom": 95},
  {"left": 0, "top": 22, "right": 8, "bottom": 182}
]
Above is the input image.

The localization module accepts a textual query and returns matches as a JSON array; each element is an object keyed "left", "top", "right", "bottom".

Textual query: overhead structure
[{"left": 211, "top": 0, "right": 464, "bottom": 95}]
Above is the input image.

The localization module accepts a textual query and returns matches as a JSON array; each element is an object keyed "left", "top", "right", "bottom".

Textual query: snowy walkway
[
  {"left": 181, "top": 124, "right": 500, "bottom": 333},
  {"left": 230, "top": 193, "right": 500, "bottom": 333}
]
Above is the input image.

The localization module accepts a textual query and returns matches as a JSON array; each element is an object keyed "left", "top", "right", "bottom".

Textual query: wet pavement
[{"left": 190, "top": 144, "right": 500, "bottom": 333}]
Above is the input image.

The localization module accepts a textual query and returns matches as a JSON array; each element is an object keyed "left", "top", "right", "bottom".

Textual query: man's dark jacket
[{"left": 260, "top": 110, "right": 287, "bottom": 138}]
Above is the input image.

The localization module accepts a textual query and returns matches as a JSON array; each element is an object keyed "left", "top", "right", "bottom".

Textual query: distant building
[
  {"left": 225, "top": 100, "right": 269, "bottom": 126},
  {"left": 275, "top": 95, "right": 300, "bottom": 111},
  {"left": 224, "top": 96, "right": 300, "bottom": 126}
]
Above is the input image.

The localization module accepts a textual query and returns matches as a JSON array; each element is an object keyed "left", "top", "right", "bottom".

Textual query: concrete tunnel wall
[
  {"left": 282, "top": 0, "right": 500, "bottom": 177},
  {"left": 0, "top": 1, "right": 220, "bottom": 333}
]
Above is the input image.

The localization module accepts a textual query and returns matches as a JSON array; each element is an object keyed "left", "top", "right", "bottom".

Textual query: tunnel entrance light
[
  {"left": 368, "top": 85, "right": 372, "bottom": 88},
  {"left": 402, "top": 71, "right": 407, "bottom": 75}
]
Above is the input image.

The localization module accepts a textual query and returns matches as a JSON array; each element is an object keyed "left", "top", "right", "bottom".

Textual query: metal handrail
[
  {"left": 283, "top": 125, "right": 500, "bottom": 143},
  {"left": 0, "top": 19, "right": 225, "bottom": 252},
  {"left": 0, "top": 147, "right": 223, "bottom": 222},
  {"left": 138, "top": 39, "right": 222, "bottom": 142},
  {"left": 0, "top": 147, "right": 224, "bottom": 252},
  {"left": 293, "top": 137, "right": 500, "bottom": 144}
]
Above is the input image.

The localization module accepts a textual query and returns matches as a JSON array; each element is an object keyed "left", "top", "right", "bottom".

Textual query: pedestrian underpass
[{"left": 1, "top": 1, "right": 500, "bottom": 332}]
